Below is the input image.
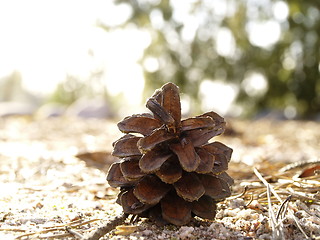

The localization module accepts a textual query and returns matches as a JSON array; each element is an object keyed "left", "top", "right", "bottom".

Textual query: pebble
[
  {"left": 179, "top": 226, "right": 194, "bottom": 239},
  {"left": 0, "top": 101, "right": 37, "bottom": 116},
  {"left": 141, "top": 230, "right": 153, "bottom": 236},
  {"left": 65, "top": 96, "right": 113, "bottom": 118},
  {"left": 229, "top": 198, "right": 246, "bottom": 209}
]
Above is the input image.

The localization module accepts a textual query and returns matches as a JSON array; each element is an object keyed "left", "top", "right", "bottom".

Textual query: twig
[
  {"left": 15, "top": 218, "right": 102, "bottom": 239},
  {"left": 66, "top": 226, "right": 84, "bottom": 239},
  {"left": 277, "top": 190, "right": 320, "bottom": 203},
  {"left": 83, "top": 213, "right": 128, "bottom": 240},
  {"left": 38, "top": 232, "right": 73, "bottom": 239},
  {"left": 0, "top": 228, "right": 27, "bottom": 232},
  {"left": 279, "top": 158, "right": 320, "bottom": 173}
]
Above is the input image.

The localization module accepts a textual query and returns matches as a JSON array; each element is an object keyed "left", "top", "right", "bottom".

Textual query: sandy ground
[{"left": 0, "top": 117, "right": 319, "bottom": 239}]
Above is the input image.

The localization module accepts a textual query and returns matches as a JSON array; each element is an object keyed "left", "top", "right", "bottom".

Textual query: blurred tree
[
  {"left": 49, "top": 69, "right": 108, "bottom": 105},
  {"left": 111, "top": 0, "right": 320, "bottom": 118}
]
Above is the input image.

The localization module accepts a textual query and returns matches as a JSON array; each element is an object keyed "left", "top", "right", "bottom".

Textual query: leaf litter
[{"left": 0, "top": 117, "right": 319, "bottom": 239}]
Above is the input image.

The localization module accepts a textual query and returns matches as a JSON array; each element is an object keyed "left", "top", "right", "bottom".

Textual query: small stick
[
  {"left": 65, "top": 226, "right": 84, "bottom": 239},
  {"left": 15, "top": 218, "right": 102, "bottom": 239},
  {"left": 279, "top": 158, "right": 320, "bottom": 173},
  {"left": 83, "top": 213, "right": 128, "bottom": 240},
  {"left": 277, "top": 191, "right": 320, "bottom": 203}
]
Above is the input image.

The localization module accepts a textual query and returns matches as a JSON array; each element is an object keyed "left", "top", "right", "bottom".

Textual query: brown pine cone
[{"left": 107, "top": 82, "right": 233, "bottom": 226}]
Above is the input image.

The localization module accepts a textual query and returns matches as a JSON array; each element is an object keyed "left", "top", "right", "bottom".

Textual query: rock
[
  {"left": 0, "top": 101, "right": 37, "bottom": 117},
  {"left": 65, "top": 96, "right": 113, "bottom": 118},
  {"left": 35, "top": 103, "right": 66, "bottom": 118}
]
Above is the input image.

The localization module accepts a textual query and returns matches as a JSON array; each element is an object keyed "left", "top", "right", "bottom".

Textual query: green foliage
[
  {"left": 112, "top": 0, "right": 320, "bottom": 118},
  {"left": 48, "top": 70, "right": 108, "bottom": 105}
]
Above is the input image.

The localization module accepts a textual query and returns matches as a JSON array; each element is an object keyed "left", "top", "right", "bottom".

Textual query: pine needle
[{"left": 253, "top": 167, "right": 311, "bottom": 240}]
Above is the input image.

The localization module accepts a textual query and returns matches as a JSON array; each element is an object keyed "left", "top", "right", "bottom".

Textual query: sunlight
[
  {"left": 199, "top": 80, "right": 238, "bottom": 116},
  {"left": 216, "top": 28, "right": 236, "bottom": 58},
  {"left": 0, "top": 0, "right": 146, "bottom": 106},
  {"left": 272, "top": 1, "right": 289, "bottom": 22},
  {"left": 242, "top": 71, "right": 268, "bottom": 97},
  {"left": 246, "top": 20, "right": 281, "bottom": 48}
]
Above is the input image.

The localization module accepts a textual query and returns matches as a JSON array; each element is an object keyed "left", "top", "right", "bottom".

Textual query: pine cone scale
[
  {"left": 107, "top": 163, "right": 136, "bottom": 187},
  {"left": 155, "top": 157, "right": 182, "bottom": 184},
  {"left": 200, "top": 174, "right": 232, "bottom": 200},
  {"left": 195, "top": 148, "right": 215, "bottom": 173},
  {"left": 169, "top": 139, "right": 200, "bottom": 172},
  {"left": 161, "top": 192, "right": 191, "bottom": 226},
  {"left": 160, "top": 82, "right": 181, "bottom": 129},
  {"left": 191, "top": 195, "right": 217, "bottom": 220},
  {"left": 120, "top": 158, "right": 144, "bottom": 181},
  {"left": 117, "top": 114, "right": 162, "bottom": 136},
  {"left": 211, "top": 154, "right": 229, "bottom": 174},
  {"left": 120, "top": 189, "right": 151, "bottom": 214},
  {"left": 184, "top": 128, "right": 220, "bottom": 147},
  {"left": 181, "top": 116, "right": 215, "bottom": 131},
  {"left": 202, "top": 141, "right": 233, "bottom": 162},
  {"left": 146, "top": 98, "right": 175, "bottom": 126},
  {"left": 173, "top": 172, "right": 205, "bottom": 201},
  {"left": 133, "top": 175, "right": 171, "bottom": 205},
  {"left": 139, "top": 150, "right": 172, "bottom": 173},
  {"left": 112, "top": 135, "right": 142, "bottom": 157},
  {"left": 137, "top": 128, "right": 176, "bottom": 153}
]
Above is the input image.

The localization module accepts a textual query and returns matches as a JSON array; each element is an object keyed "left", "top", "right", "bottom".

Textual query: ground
[{"left": 0, "top": 117, "right": 319, "bottom": 239}]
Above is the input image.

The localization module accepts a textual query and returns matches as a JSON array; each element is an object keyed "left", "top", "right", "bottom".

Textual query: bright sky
[
  {"left": 0, "top": 0, "right": 289, "bottom": 116},
  {"left": 0, "top": 0, "right": 146, "bottom": 106}
]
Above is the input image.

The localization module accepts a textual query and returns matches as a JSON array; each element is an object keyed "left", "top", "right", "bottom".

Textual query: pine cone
[{"left": 107, "top": 82, "right": 233, "bottom": 226}]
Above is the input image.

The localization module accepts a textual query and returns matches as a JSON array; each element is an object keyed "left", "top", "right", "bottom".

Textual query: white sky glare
[{"left": 0, "top": 0, "right": 145, "bottom": 105}]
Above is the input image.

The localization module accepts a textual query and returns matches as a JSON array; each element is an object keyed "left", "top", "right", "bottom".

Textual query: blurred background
[{"left": 0, "top": 0, "right": 319, "bottom": 120}]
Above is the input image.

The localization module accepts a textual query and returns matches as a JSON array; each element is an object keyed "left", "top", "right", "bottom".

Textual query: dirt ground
[{"left": 0, "top": 116, "right": 319, "bottom": 239}]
